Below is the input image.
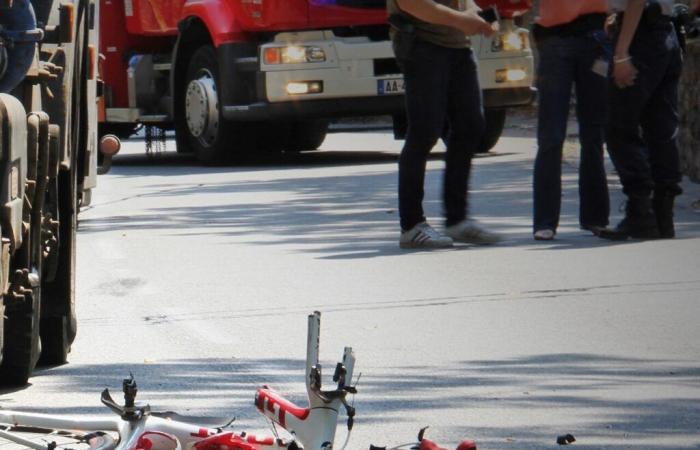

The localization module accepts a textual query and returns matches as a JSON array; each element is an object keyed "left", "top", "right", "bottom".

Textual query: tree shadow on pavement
[
  {"left": 2, "top": 353, "right": 698, "bottom": 449},
  {"left": 81, "top": 147, "right": 700, "bottom": 260}
]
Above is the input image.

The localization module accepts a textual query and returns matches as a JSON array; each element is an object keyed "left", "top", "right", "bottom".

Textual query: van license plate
[{"left": 378, "top": 78, "right": 405, "bottom": 95}]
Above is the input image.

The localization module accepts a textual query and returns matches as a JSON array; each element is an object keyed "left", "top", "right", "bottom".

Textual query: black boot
[
  {"left": 653, "top": 191, "right": 676, "bottom": 239},
  {"left": 599, "top": 196, "right": 660, "bottom": 240}
]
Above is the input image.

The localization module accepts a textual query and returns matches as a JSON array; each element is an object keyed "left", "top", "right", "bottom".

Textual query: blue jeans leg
[
  {"left": 574, "top": 41, "right": 610, "bottom": 228},
  {"left": 533, "top": 36, "right": 574, "bottom": 232}
]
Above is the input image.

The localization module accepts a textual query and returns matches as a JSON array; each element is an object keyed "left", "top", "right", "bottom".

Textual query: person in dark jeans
[
  {"left": 388, "top": 0, "right": 501, "bottom": 249},
  {"left": 532, "top": 1, "right": 611, "bottom": 241},
  {"left": 599, "top": 0, "right": 683, "bottom": 240}
]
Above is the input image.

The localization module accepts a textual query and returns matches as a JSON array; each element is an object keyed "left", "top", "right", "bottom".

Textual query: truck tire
[
  {"left": 0, "top": 285, "right": 41, "bottom": 386},
  {"left": 38, "top": 2, "right": 86, "bottom": 365},
  {"left": 180, "top": 45, "right": 255, "bottom": 164},
  {"left": 478, "top": 108, "right": 506, "bottom": 153},
  {"left": 285, "top": 120, "right": 328, "bottom": 152},
  {"left": 39, "top": 161, "right": 78, "bottom": 365}
]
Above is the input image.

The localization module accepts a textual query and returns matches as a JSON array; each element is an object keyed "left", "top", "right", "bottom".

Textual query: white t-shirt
[{"left": 608, "top": 0, "right": 674, "bottom": 15}]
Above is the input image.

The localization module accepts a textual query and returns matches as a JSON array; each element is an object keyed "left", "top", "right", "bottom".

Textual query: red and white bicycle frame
[
  {"left": 0, "top": 312, "right": 357, "bottom": 450},
  {"left": 254, "top": 312, "right": 355, "bottom": 450}
]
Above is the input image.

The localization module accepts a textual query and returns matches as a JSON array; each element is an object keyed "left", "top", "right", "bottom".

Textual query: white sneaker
[
  {"left": 534, "top": 229, "right": 555, "bottom": 241},
  {"left": 445, "top": 219, "right": 502, "bottom": 245},
  {"left": 400, "top": 222, "right": 454, "bottom": 249}
]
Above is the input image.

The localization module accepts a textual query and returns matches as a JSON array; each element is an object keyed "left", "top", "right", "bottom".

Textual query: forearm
[
  {"left": 614, "top": 0, "right": 645, "bottom": 59},
  {"left": 396, "top": 0, "right": 468, "bottom": 28}
]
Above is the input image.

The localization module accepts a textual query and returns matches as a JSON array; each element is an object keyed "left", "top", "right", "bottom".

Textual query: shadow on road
[
  {"left": 83, "top": 142, "right": 700, "bottom": 260},
  {"left": 2, "top": 353, "right": 698, "bottom": 449}
]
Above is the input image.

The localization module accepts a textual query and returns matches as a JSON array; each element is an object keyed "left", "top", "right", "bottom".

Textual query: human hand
[
  {"left": 455, "top": 10, "right": 496, "bottom": 37},
  {"left": 613, "top": 59, "right": 638, "bottom": 88},
  {"left": 604, "top": 13, "right": 617, "bottom": 36}
]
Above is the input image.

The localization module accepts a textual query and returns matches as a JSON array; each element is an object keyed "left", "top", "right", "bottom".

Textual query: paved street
[{"left": 2, "top": 124, "right": 699, "bottom": 449}]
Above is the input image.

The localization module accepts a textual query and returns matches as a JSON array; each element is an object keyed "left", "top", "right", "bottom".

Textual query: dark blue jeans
[
  {"left": 533, "top": 33, "right": 610, "bottom": 233},
  {"left": 607, "top": 23, "right": 683, "bottom": 199},
  {"left": 398, "top": 40, "right": 484, "bottom": 231}
]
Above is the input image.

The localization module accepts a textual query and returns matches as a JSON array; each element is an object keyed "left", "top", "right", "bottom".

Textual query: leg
[
  {"left": 574, "top": 35, "right": 610, "bottom": 229},
  {"left": 600, "top": 36, "right": 666, "bottom": 240},
  {"left": 533, "top": 36, "right": 575, "bottom": 233},
  {"left": 640, "top": 49, "right": 683, "bottom": 197},
  {"left": 398, "top": 41, "right": 450, "bottom": 231},
  {"left": 641, "top": 43, "right": 683, "bottom": 237},
  {"left": 443, "top": 48, "right": 484, "bottom": 227}
]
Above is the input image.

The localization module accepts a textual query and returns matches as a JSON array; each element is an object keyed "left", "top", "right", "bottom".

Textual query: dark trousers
[
  {"left": 398, "top": 40, "right": 484, "bottom": 231},
  {"left": 533, "top": 33, "right": 610, "bottom": 232},
  {"left": 607, "top": 24, "right": 683, "bottom": 199}
]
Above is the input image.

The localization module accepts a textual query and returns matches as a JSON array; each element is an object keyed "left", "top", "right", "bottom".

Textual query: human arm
[
  {"left": 395, "top": 0, "right": 495, "bottom": 36},
  {"left": 612, "top": 0, "right": 645, "bottom": 88},
  {"left": 693, "top": 0, "right": 699, "bottom": 13}
]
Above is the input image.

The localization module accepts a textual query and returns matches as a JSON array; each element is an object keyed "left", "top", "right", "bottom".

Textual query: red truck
[{"left": 99, "top": 0, "right": 534, "bottom": 164}]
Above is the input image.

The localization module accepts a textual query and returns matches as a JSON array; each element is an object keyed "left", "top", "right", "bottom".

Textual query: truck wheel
[
  {"left": 285, "top": 120, "right": 328, "bottom": 152},
  {"left": 39, "top": 161, "right": 77, "bottom": 365},
  {"left": 256, "top": 122, "right": 291, "bottom": 153},
  {"left": 0, "top": 277, "right": 42, "bottom": 386},
  {"left": 180, "top": 45, "right": 254, "bottom": 164},
  {"left": 38, "top": 3, "right": 85, "bottom": 366},
  {"left": 478, "top": 108, "right": 506, "bottom": 153}
]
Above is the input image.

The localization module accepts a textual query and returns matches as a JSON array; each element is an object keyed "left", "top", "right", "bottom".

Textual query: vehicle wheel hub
[{"left": 185, "top": 74, "right": 219, "bottom": 147}]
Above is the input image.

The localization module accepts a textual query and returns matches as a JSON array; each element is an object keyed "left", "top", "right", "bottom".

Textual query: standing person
[
  {"left": 531, "top": 0, "right": 611, "bottom": 241},
  {"left": 388, "top": 0, "right": 502, "bottom": 249},
  {"left": 599, "top": 0, "right": 683, "bottom": 240}
]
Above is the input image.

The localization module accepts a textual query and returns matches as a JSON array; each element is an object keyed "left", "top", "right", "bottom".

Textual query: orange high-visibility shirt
[{"left": 536, "top": 0, "right": 608, "bottom": 27}]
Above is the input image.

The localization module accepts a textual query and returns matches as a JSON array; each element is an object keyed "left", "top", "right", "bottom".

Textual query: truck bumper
[
  {"left": 483, "top": 87, "right": 536, "bottom": 109},
  {"left": 220, "top": 34, "right": 406, "bottom": 121},
  {"left": 222, "top": 95, "right": 405, "bottom": 121},
  {"left": 221, "top": 87, "right": 534, "bottom": 121}
]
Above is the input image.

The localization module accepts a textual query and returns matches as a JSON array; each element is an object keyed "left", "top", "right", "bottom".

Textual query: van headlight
[
  {"left": 263, "top": 45, "right": 327, "bottom": 65},
  {"left": 491, "top": 31, "right": 530, "bottom": 52}
]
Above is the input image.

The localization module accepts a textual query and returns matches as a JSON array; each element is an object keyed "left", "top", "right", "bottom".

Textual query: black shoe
[
  {"left": 581, "top": 224, "right": 606, "bottom": 236},
  {"left": 653, "top": 191, "right": 676, "bottom": 239},
  {"left": 598, "top": 196, "right": 660, "bottom": 241}
]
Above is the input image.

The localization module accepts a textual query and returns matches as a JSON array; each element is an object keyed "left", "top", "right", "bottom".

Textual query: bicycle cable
[
  {"left": 337, "top": 372, "right": 362, "bottom": 450},
  {"left": 265, "top": 416, "right": 280, "bottom": 440}
]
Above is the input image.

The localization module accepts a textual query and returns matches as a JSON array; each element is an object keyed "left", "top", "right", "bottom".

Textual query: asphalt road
[{"left": 2, "top": 127, "right": 699, "bottom": 450}]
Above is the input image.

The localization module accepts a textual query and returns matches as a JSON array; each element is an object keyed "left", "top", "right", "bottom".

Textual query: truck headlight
[
  {"left": 495, "top": 68, "right": 527, "bottom": 83},
  {"left": 491, "top": 31, "right": 530, "bottom": 52},
  {"left": 263, "top": 45, "right": 327, "bottom": 65},
  {"left": 286, "top": 81, "right": 323, "bottom": 95}
]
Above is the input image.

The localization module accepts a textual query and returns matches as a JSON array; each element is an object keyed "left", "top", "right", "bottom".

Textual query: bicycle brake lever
[
  {"left": 417, "top": 426, "right": 429, "bottom": 442},
  {"left": 101, "top": 389, "right": 125, "bottom": 416}
]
